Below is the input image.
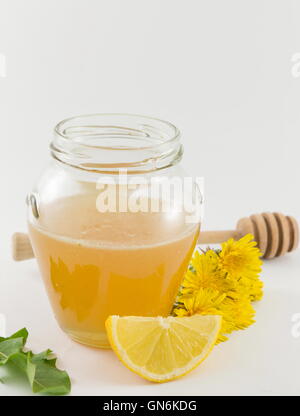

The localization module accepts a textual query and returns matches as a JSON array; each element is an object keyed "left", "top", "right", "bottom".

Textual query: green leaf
[
  {"left": 0, "top": 328, "right": 29, "bottom": 345},
  {"left": 9, "top": 328, "right": 29, "bottom": 345},
  {"left": 26, "top": 352, "right": 71, "bottom": 395},
  {"left": 30, "top": 349, "right": 58, "bottom": 368},
  {"left": 31, "top": 349, "right": 54, "bottom": 363},
  {"left": 0, "top": 338, "right": 24, "bottom": 365},
  {"left": 0, "top": 328, "right": 71, "bottom": 395},
  {"left": 9, "top": 351, "right": 28, "bottom": 372},
  {"left": 0, "top": 328, "right": 29, "bottom": 367}
]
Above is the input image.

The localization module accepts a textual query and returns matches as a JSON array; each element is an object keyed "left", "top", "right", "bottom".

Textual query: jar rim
[
  {"left": 51, "top": 113, "right": 183, "bottom": 173},
  {"left": 54, "top": 113, "right": 180, "bottom": 150}
]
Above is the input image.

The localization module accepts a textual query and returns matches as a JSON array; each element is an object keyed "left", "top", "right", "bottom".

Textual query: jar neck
[{"left": 50, "top": 113, "right": 183, "bottom": 174}]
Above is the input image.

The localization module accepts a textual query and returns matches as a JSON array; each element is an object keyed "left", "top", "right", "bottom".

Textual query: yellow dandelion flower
[
  {"left": 172, "top": 234, "right": 264, "bottom": 344},
  {"left": 219, "top": 297, "right": 256, "bottom": 332},
  {"left": 180, "top": 250, "right": 232, "bottom": 296},
  {"left": 174, "top": 288, "right": 226, "bottom": 317},
  {"left": 173, "top": 288, "right": 232, "bottom": 343},
  {"left": 235, "top": 276, "right": 264, "bottom": 302},
  {"left": 218, "top": 234, "right": 262, "bottom": 280}
]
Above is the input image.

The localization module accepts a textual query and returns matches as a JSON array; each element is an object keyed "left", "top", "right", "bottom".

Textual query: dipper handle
[
  {"left": 12, "top": 233, "right": 34, "bottom": 261},
  {"left": 197, "top": 230, "right": 239, "bottom": 244}
]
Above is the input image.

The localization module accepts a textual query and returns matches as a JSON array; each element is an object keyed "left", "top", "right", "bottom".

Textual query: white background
[{"left": 0, "top": 0, "right": 299, "bottom": 396}]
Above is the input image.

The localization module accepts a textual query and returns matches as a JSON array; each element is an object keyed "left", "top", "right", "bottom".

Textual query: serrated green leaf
[
  {"left": 26, "top": 352, "right": 71, "bottom": 395},
  {"left": 31, "top": 349, "right": 54, "bottom": 363},
  {"left": 30, "top": 349, "right": 58, "bottom": 368},
  {"left": 0, "top": 328, "right": 71, "bottom": 395}
]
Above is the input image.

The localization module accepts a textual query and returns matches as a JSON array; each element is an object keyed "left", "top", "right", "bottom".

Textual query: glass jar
[{"left": 27, "top": 114, "right": 202, "bottom": 348}]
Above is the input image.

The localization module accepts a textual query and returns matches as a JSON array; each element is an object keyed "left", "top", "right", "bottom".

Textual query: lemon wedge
[{"left": 105, "top": 315, "right": 221, "bottom": 383}]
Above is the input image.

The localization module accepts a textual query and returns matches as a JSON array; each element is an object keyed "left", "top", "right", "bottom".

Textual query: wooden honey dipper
[
  {"left": 12, "top": 212, "right": 298, "bottom": 261},
  {"left": 197, "top": 212, "right": 298, "bottom": 259}
]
